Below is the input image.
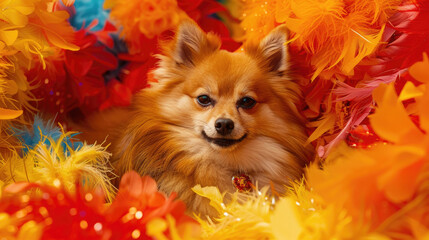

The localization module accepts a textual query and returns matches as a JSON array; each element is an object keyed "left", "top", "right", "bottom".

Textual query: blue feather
[
  {"left": 69, "top": 0, "right": 110, "bottom": 31},
  {"left": 13, "top": 116, "right": 83, "bottom": 154}
]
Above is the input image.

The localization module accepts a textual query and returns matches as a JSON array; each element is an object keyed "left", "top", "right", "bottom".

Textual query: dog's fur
[{"left": 78, "top": 21, "right": 314, "bottom": 216}]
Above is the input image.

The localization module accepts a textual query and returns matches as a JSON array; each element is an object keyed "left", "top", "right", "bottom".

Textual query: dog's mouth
[{"left": 202, "top": 131, "right": 247, "bottom": 148}]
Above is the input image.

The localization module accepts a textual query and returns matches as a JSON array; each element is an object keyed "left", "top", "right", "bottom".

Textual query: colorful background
[{"left": 0, "top": 0, "right": 428, "bottom": 239}]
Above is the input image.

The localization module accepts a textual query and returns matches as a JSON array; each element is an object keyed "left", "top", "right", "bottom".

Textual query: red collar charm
[{"left": 232, "top": 173, "right": 253, "bottom": 192}]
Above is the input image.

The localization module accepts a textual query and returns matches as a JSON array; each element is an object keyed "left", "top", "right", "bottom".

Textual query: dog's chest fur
[{"left": 142, "top": 135, "right": 301, "bottom": 216}]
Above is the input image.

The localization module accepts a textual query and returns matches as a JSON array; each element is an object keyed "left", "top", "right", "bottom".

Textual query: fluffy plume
[
  {"left": 193, "top": 184, "right": 276, "bottom": 239},
  {"left": 69, "top": 0, "right": 110, "bottom": 31},
  {"left": 105, "top": 0, "right": 185, "bottom": 54},
  {"left": 240, "top": 0, "right": 402, "bottom": 79},
  {"left": 193, "top": 179, "right": 392, "bottom": 239},
  {"left": 13, "top": 115, "right": 81, "bottom": 153},
  {"left": 240, "top": 0, "right": 277, "bottom": 42},
  {"left": 0, "top": 118, "right": 116, "bottom": 201}
]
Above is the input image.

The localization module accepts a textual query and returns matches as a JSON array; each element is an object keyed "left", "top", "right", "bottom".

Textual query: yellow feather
[
  {"left": 0, "top": 131, "right": 117, "bottom": 202},
  {"left": 306, "top": 113, "right": 336, "bottom": 144},
  {"left": 193, "top": 185, "right": 275, "bottom": 239},
  {"left": 193, "top": 179, "right": 391, "bottom": 239}
]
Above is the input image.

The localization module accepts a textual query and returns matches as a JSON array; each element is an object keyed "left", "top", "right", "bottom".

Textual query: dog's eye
[
  {"left": 237, "top": 97, "right": 256, "bottom": 109},
  {"left": 197, "top": 95, "right": 212, "bottom": 107}
]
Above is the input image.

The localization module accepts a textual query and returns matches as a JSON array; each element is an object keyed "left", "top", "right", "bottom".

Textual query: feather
[
  {"left": 240, "top": 0, "right": 277, "bottom": 42},
  {"left": 408, "top": 52, "right": 429, "bottom": 132},
  {"left": 0, "top": 0, "right": 80, "bottom": 120},
  {"left": 306, "top": 113, "right": 336, "bottom": 144},
  {"left": 308, "top": 141, "right": 429, "bottom": 235},
  {"left": 69, "top": 0, "right": 110, "bottom": 31},
  {"left": 31, "top": 8, "right": 79, "bottom": 51},
  {"left": 334, "top": 72, "right": 400, "bottom": 102},
  {"left": 193, "top": 179, "right": 394, "bottom": 239},
  {"left": 369, "top": 83, "right": 422, "bottom": 143},
  {"left": 1, "top": 118, "right": 116, "bottom": 202},
  {"left": 241, "top": 0, "right": 403, "bottom": 79},
  {"left": 29, "top": 137, "right": 116, "bottom": 201},
  {"left": 12, "top": 115, "right": 81, "bottom": 154},
  {"left": 193, "top": 185, "right": 275, "bottom": 239},
  {"left": 409, "top": 52, "right": 429, "bottom": 83},
  {"left": 398, "top": 81, "right": 424, "bottom": 101},
  {"left": 106, "top": 0, "right": 183, "bottom": 53},
  {"left": 321, "top": 108, "right": 358, "bottom": 157},
  {"left": 61, "top": 0, "right": 75, "bottom": 7},
  {"left": 270, "top": 199, "right": 302, "bottom": 240},
  {"left": 309, "top": 71, "right": 429, "bottom": 231},
  {"left": 375, "top": 1, "right": 429, "bottom": 73}
]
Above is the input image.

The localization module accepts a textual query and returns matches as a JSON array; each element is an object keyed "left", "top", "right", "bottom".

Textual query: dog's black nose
[{"left": 215, "top": 118, "right": 234, "bottom": 135}]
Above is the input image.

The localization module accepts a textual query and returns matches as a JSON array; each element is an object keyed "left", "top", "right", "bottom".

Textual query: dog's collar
[{"left": 232, "top": 173, "right": 253, "bottom": 192}]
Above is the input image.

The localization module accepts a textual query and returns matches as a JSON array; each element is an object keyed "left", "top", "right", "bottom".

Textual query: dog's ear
[
  {"left": 246, "top": 25, "right": 289, "bottom": 73},
  {"left": 171, "top": 20, "right": 221, "bottom": 67}
]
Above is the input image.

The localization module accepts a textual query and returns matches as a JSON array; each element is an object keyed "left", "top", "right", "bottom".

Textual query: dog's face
[
  {"left": 148, "top": 21, "right": 309, "bottom": 173},
  {"left": 181, "top": 51, "right": 283, "bottom": 151}
]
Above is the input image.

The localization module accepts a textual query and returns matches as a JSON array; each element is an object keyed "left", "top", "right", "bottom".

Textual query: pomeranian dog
[{"left": 79, "top": 20, "right": 314, "bottom": 216}]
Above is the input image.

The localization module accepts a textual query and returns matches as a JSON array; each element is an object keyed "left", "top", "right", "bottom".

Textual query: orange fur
[{"left": 80, "top": 20, "right": 314, "bottom": 216}]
